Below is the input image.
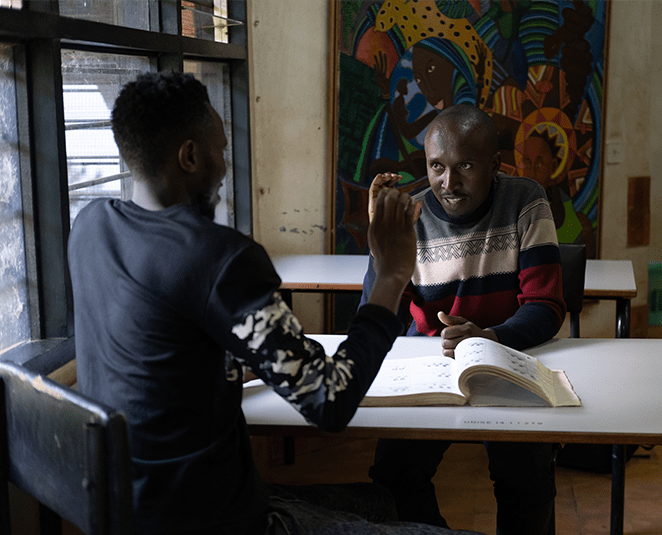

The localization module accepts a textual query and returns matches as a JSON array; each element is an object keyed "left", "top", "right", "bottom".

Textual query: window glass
[
  {"left": 182, "top": 0, "right": 234, "bottom": 43},
  {"left": 0, "top": 0, "right": 22, "bottom": 9},
  {"left": 61, "top": 50, "right": 149, "bottom": 224},
  {"left": 184, "top": 59, "right": 234, "bottom": 227},
  {"left": 59, "top": 0, "right": 149, "bottom": 31},
  {"left": 0, "top": 43, "right": 30, "bottom": 352}
]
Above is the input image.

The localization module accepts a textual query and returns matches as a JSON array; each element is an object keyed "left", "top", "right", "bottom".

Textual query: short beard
[{"left": 192, "top": 192, "right": 216, "bottom": 221}]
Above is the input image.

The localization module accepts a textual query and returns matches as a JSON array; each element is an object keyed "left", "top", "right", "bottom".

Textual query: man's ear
[
  {"left": 491, "top": 151, "right": 502, "bottom": 177},
  {"left": 178, "top": 139, "right": 199, "bottom": 173}
]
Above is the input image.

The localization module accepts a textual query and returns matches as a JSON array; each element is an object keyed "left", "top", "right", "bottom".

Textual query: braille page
[
  {"left": 361, "top": 355, "right": 467, "bottom": 406},
  {"left": 455, "top": 338, "right": 581, "bottom": 407}
]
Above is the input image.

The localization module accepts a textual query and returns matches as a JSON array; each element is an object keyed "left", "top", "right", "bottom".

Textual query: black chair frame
[
  {"left": 0, "top": 361, "right": 132, "bottom": 535},
  {"left": 558, "top": 243, "right": 587, "bottom": 338}
]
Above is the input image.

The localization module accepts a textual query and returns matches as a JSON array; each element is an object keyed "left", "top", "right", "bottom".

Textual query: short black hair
[
  {"left": 428, "top": 104, "right": 499, "bottom": 154},
  {"left": 111, "top": 71, "right": 213, "bottom": 179}
]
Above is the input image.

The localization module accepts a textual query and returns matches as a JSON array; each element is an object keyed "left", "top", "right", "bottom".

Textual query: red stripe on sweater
[{"left": 407, "top": 264, "right": 566, "bottom": 337}]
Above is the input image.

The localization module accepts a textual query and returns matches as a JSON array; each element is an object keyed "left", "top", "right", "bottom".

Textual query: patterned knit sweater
[{"left": 362, "top": 174, "right": 567, "bottom": 350}]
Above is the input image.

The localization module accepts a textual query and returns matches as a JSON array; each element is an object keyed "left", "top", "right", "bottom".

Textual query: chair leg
[
  {"left": 570, "top": 313, "right": 580, "bottom": 338},
  {"left": 39, "top": 503, "right": 62, "bottom": 535},
  {"left": 0, "top": 483, "right": 9, "bottom": 535},
  {"left": 0, "top": 383, "right": 10, "bottom": 535},
  {"left": 284, "top": 436, "right": 296, "bottom": 465}
]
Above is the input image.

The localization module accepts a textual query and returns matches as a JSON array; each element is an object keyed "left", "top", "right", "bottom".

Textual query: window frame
[{"left": 0, "top": 1, "right": 250, "bottom": 363}]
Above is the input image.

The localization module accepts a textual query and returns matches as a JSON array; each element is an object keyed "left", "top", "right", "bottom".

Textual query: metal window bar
[
  {"left": 65, "top": 117, "right": 122, "bottom": 192},
  {"left": 65, "top": 120, "right": 112, "bottom": 130},
  {"left": 0, "top": 1, "right": 250, "bottom": 343},
  {"left": 181, "top": 4, "right": 244, "bottom": 29},
  {"left": 183, "top": 0, "right": 213, "bottom": 7},
  {"left": 68, "top": 172, "right": 131, "bottom": 192}
]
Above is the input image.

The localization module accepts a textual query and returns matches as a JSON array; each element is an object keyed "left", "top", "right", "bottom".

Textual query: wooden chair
[
  {"left": 558, "top": 244, "right": 587, "bottom": 338},
  {"left": 0, "top": 360, "right": 132, "bottom": 535}
]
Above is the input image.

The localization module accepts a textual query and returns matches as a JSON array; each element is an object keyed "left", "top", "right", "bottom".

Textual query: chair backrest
[
  {"left": 558, "top": 244, "right": 587, "bottom": 338},
  {"left": 0, "top": 360, "right": 132, "bottom": 535}
]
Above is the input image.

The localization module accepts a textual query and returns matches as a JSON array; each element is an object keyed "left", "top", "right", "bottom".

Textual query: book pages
[
  {"left": 362, "top": 355, "right": 465, "bottom": 405},
  {"left": 455, "top": 338, "right": 581, "bottom": 407},
  {"left": 455, "top": 338, "right": 539, "bottom": 381},
  {"left": 550, "top": 369, "right": 582, "bottom": 406},
  {"left": 361, "top": 338, "right": 581, "bottom": 408}
]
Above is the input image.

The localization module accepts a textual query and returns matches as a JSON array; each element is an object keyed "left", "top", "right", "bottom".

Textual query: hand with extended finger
[
  {"left": 437, "top": 311, "right": 498, "bottom": 358},
  {"left": 368, "top": 173, "right": 405, "bottom": 224},
  {"left": 366, "top": 187, "right": 421, "bottom": 314}
]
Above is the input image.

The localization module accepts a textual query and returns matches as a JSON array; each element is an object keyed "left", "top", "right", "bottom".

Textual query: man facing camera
[{"left": 361, "top": 105, "right": 566, "bottom": 535}]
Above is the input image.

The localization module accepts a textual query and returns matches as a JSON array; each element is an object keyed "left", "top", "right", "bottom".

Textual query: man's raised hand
[
  {"left": 368, "top": 173, "right": 405, "bottom": 224},
  {"left": 366, "top": 187, "right": 421, "bottom": 314}
]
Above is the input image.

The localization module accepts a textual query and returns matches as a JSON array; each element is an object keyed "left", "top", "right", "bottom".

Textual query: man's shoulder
[
  {"left": 157, "top": 207, "right": 258, "bottom": 268},
  {"left": 72, "top": 197, "right": 140, "bottom": 225},
  {"left": 493, "top": 174, "right": 547, "bottom": 205},
  {"left": 494, "top": 173, "right": 544, "bottom": 193},
  {"left": 183, "top": 209, "right": 253, "bottom": 247},
  {"left": 71, "top": 199, "right": 255, "bottom": 254},
  {"left": 75, "top": 197, "right": 114, "bottom": 217},
  {"left": 70, "top": 197, "right": 118, "bottom": 237}
]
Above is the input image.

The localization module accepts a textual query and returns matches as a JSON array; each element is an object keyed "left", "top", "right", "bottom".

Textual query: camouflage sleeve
[
  {"left": 204, "top": 240, "right": 403, "bottom": 432},
  {"left": 231, "top": 293, "right": 402, "bottom": 432}
]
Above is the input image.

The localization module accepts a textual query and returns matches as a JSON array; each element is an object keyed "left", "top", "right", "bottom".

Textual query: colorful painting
[{"left": 333, "top": 0, "right": 608, "bottom": 260}]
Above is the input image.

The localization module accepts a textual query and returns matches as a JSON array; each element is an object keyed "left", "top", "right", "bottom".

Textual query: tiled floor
[{"left": 254, "top": 437, "right": 662, "bottom": 535}]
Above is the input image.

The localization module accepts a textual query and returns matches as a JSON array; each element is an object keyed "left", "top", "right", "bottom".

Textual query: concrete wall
[
  {"left": 248, "top": 0, "right": 331, "bottom": 332},
  {"left": 584, "top": 0, "right": 662, "bottom": 338},
  {"left": 248, "top": 0, "right": 662, "bottom": 338}
]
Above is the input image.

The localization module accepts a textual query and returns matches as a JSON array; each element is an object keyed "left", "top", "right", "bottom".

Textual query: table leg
[
  {"left": 611, "top": 444, "right": 626, "bottom": 535},
  {"left": 611, "top": 298, "right": 630, "bottom": 535},
  {"left": 39, "top": 503, "right": 62, "bottom": 535},
  {"left": 284, "top": 436, "right": 296, "bottom": 465}
]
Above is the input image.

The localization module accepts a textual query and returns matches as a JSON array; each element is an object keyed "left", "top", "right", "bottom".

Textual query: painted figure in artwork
[
  {"left": 335, "top": 0, "right": 604, "bottom": 259},
  {"left": 521, "top": 129, "right": 596, "bottom": 258}
]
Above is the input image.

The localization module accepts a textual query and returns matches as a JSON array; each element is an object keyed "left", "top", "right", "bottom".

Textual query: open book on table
[{"left": 361, "top": 337, "right": 581, "bottom": 408}]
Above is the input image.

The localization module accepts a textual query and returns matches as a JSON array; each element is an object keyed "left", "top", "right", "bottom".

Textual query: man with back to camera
[
  {"left": 68, "top": 71, "right": 487, "bottom": 535},
  {"left": 360, "top": 104, "right": 567, "bottom": 535}
]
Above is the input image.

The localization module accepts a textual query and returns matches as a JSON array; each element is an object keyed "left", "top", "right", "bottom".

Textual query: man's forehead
[
  {"left": 429, "top": 118, "right": 493, "bottom": 144},
  {"left": 207, "top": 105, "right": 226, "bottom": 138},
  {"left": 208, "top": 104, "right": 222, "bottom": 124},
  {"left": 427, "top": 122, "right": 477, "bottom": 146}
]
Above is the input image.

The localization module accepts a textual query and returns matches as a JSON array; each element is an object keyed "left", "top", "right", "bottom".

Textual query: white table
[
  {"left": 244, "top": 335, "right": 660, "bottom": 443},
  {"left": 584, "top": 259, "right": 637, "bottom": 338},
  {"left": 272, "top": 255, "right": 638, "bottom": 337},
  {"left": 272, "top": 255, "right": 367, "bottom": 291},
  {"left": 244, "top": 335, "right": 659, "bottom": 535}
]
